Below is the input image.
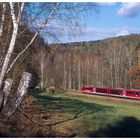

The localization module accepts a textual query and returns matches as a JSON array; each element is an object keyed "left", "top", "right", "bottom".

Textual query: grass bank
[{"left": 33, "top": 91, "right": 140, "bottom": 137}]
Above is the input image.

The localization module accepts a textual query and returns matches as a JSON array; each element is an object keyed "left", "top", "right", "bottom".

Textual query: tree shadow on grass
[
  {"left": 0, "top": 133, "right": 9, "bottom": 137},
  {"left": 34, "top": 93, "right": 115, "bottom": 116},
  {"left": 33, "top": 93, "right": 116, "bottom": 137},
  {"left": 89, "top": 116, "right": 140, "bottom": 137}
]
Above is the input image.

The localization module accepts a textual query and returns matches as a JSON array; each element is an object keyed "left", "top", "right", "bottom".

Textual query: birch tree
[{"left": 0, "top": 2, "right": 25, "bottom": 88}]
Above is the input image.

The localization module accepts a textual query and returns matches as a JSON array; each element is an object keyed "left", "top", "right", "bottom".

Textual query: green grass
[{"left": 33, "top": 91, "right": 140, "bottom": 137}]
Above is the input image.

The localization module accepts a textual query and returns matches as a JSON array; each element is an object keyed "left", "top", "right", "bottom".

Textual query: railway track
[{"left": 66, "top": 90, "right": 140, "bottom": 105}]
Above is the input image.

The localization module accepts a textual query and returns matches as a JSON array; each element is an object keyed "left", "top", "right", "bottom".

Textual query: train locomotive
[{"left": 82, "top": 86, "right": 140, "bottom": 99}]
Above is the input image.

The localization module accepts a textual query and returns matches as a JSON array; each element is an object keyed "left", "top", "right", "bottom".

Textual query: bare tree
[
  {"left": 124, "top": 43, "right": 137, "bottom": 88},
  {"left": 104, "top": 41, "right": 126, "bottom": 88}
]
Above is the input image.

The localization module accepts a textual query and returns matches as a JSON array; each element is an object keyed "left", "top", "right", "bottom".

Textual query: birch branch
[
  {"left": 6, "top": 33, "right": 38, "bottom": 74},
  {"left": 17, "top": 2, "right": 25, "bottom": 24},
  {"left": 6, "top": 3, "right": 60, "bottom": 74}
]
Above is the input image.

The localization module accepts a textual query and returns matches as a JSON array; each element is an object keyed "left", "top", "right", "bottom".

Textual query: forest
[{"left": 34, "top": 34, "right": 140, "bottom": 91}]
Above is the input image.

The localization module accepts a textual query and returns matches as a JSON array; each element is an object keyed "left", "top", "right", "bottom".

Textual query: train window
[
  {"left": 125, "top": 91, "right": 140, "bottom": 95},
  {"left": 135, "top": 92, "right": 140, "bottom": 96},
  {"left": 127, "top": 91, "right": 135, "bottom": 94},
  {"left": 110, "top": 90, "right": 122, "bottom": 95},
  {"left": 96, "top": 88, "right": 107, "bottom": 93},
  {"left": 85, "top": 87, "right": 93, "bottom": 90}
]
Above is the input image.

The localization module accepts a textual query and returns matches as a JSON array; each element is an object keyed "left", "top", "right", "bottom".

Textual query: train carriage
[{"left": 125, "top": 89, "right": 140, "bottom": 98}]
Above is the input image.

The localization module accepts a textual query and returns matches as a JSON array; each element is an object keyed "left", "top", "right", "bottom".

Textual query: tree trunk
[
  {"left": 68, "top": 62, "right": 72, "bottom": 90},
  {"left": 0, "top": 3, "right": 20, "bottom": 88},
  {"left": 1, "top": 72, "right": 32, "bottom": 117},
  {"left": 3, "top": 78, "right": 13, "bottom": 106},
  {"left": 0, "top": 3, "right": 6, "bottom": 37},
  {"left": 63, "top": 61, "right": 67, "bottom": 89},
  {"left": 129, "top": 60, "right": 132, "bottom": 89},
  {"left": 124, "top": 70, "right": 127, "bottom": 89},
  {"left": 40, "top": 58, "right": 44, "bottom": 90},
  {"left": 78, "top": 58, "right": 81, "bottom": 90},
  {"left": 0, "top": 24, "right": 18, "bottom": 88}
]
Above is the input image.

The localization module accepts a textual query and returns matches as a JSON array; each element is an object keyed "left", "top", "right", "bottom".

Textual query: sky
[{"left": 50, "top": 2, "right": 140, "bottom": 43}]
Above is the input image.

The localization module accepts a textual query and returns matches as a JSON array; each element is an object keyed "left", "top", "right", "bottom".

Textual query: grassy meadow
[{"left": 33, "top": 91, "right": 140, "bottom": 137}]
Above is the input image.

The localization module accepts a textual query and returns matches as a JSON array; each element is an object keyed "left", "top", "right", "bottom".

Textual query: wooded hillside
[{"left": 36, "top": 34, "right": 140, "bottom": 90}]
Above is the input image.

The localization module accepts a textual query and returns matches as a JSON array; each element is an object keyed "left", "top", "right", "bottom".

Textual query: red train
[{"left": 82, "top": 85, "right": 140, "bottom": 99}]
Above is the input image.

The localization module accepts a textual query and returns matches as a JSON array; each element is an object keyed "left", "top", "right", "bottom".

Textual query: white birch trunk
[
  {"left": 0, "top": 3, "right": 6, "bottom": 37},
  {"left": 0, "top": 2, "right": 24, "bottom": 88},
  {"left": 124, "top": 70, "right": 127, "bottom": 89},
  {"left": 68, "top": 54, "right": 72, "bottom": 89},
  {"left": 0, "top": 24, "right": 18, "bottom": 88},
  {"left": 40, "top": 57, "right": 44, "bottom": 90},
  {"left": 63, "top": 61, "right": 67, "bottom": 89},
  {"left": 78, "top": 58, "right": 81, "bottom": 90},
  {"left": 2, "top": 72, "right": 32, "bottom": 117},
  {"left": 72, "top": 62, "right": 76, "bottom": 90},
  {"left": 3, "top": 78, "right": 13, "bottom": 106},
  {"left": 128, "top": 60, "right": 132, "bottom": 89}
]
